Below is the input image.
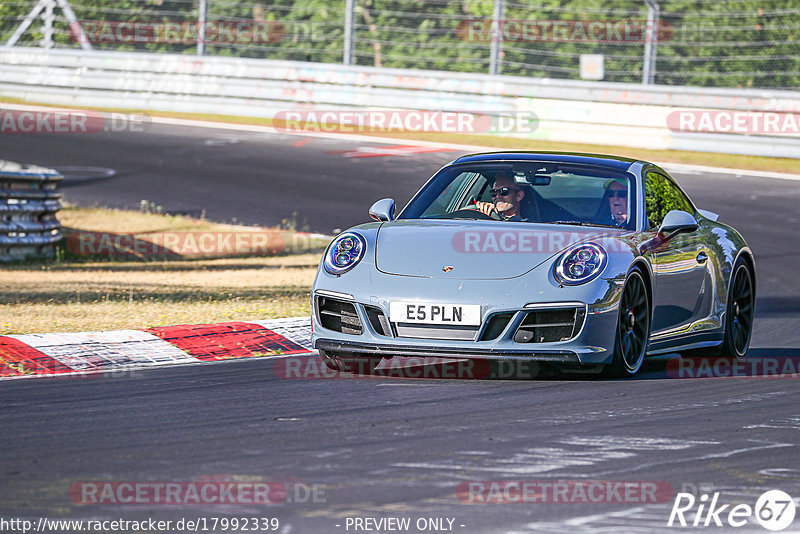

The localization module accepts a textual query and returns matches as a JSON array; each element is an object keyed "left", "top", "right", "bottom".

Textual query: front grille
[
  {"left": 513, "top": 306, "right": 586, "bottom": 343},
  {"left": 395, "top": 323, "right": 478, "bottom": 341},
  {"left": 316, "top": 296, "right": 362, "bottom": 335}
]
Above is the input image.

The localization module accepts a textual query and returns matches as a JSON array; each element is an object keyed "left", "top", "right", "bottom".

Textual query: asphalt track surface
[{"left": 2, "top": 124, "right": 800, "bottom": 533}]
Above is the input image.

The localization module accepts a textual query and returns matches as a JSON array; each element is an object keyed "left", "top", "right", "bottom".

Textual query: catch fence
[{"left": 1, "top": 0, "right": 798, "bottom": 89}]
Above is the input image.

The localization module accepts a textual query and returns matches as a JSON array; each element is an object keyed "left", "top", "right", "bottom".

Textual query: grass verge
[{"left": 0, "top": 207, "right": 327, "bottom": 335}]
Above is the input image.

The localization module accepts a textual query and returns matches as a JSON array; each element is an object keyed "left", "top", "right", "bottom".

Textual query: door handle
[{"left": 696, "top": 251, "right": 708, "bottom": 264}]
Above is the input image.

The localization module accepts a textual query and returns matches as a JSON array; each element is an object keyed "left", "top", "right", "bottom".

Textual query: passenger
[
  {"left": 474, "top": 175, "right": 526, "bottom": 221},
  {"left": 604, "top": 179, "right": 629, "bottom": 227}
]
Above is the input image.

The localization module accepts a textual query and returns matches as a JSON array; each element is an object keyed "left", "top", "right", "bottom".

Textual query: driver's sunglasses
[
  {"left": 609, "top": 190, "right": 628, "bottom": 198},
  {"left": 490, "top": 187, "right": 517, "bottom": 198}
]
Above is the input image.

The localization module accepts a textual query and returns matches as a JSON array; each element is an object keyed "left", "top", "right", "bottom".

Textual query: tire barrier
[{"left": 0, "top": 160, "right": 63, "bottom": 261}]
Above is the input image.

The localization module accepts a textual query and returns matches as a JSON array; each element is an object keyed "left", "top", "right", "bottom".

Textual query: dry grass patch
[
  {"left": 58, "top": 206, "right": 231, "bottom": 233},
  {"left": 1, "top": 206, "right": 326, "bottom": 334},
  {"left": 0, "top": 254, "right": 319, "bottom": 334},
  {"left": 58, "top": 206, "right": 328, "bottom": 259}
]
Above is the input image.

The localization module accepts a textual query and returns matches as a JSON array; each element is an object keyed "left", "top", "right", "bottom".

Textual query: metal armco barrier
[
  {"left": 0, "top": 48, "right": 799, "bottom": 158},
  {"left": 0, "top": 160, "right": 62, "bottom": 261}
]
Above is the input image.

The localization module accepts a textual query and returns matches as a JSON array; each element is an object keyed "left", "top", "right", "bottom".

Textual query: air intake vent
[
  {"left": 479, "top": 312, "right": 514, "bottom": 341},
  {"left": 316, "top": 296, "right": 362, "bottom": 335},
  {"left": 514, "top": 307, "right": 586, "bottom": 343},
  {"left": 364, "top": 305, "right": 392, "bottom": 336}
]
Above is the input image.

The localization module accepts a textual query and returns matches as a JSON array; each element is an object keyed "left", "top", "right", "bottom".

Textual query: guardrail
[
  {"left": 1, "top": 48, "right": 799, "bottom": 158},
  {"left": 0, "top": 160, "right": 63, "bottom": 261}
]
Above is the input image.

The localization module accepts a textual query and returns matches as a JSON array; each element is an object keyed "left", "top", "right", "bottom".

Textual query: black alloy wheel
[
  {"left": 605, "top": 268, "right": 650, "bottom": 377},
  {"left": 721, "top": 259, "right": 754, "bottom": 359}
]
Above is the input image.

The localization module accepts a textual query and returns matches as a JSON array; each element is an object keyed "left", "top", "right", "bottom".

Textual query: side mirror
[
  {"left": 658, "top": 210, "right": 699, "bottom": 237},
  {"left": 369, "top": 198, "right": 395, "bottom": 222},
  {"left": 697, "top": 208, "right": 719, "bottom": 222}
]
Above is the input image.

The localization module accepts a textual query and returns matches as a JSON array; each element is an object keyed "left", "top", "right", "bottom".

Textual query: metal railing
[
  {"left": 0, "top": 160, "right": 62, "bottom": 261},
  {"left": 1, "top": 0, "right": 798, "bottom": 89},
  {"left": 1, "top": 48, "right": 798, "bottom": 158}
]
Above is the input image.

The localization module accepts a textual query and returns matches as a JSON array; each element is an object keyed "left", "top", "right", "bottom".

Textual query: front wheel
[{"left": 604, "top": 268, "right": 651, "bottom": 377}]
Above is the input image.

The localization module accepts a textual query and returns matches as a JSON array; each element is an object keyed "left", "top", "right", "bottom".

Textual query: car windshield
[{"left": 399, "top": 162, "right": 636, "bottom": 229}]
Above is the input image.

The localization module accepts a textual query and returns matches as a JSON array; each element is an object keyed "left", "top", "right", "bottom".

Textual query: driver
[{"left": 474, "top": 175, "right": 526, "bottom": 221}]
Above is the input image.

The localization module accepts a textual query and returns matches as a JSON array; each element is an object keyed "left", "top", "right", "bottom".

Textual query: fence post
[
  {"left": 6, "top": 0, "right": 94, "bottom": 50},
  {"left": 489, "top": 0, "right": 505, "bottom": 75},
  {"left": 197, "top": 0, "right": 208, "bottom": 55},
  {"left": 643, "top": 0, "right": 659, "bottom": 84},
  {"left": 343, "top": 0, "right": 355, "bottom": 65},
  {"left": 42, "top": 0, "right": 55, "bottom": 49}
]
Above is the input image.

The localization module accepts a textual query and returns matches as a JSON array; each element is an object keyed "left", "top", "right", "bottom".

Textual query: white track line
[{"left": 3, "top": 102, "right": 798, "bottom": 181}]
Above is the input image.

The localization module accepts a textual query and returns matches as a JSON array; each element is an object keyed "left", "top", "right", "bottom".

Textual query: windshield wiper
[{"left": 550, "top": 220, "right": 621, "bottom": 229}]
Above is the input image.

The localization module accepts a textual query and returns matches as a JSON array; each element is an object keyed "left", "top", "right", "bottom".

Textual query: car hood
[{"left": 375, "top": 219, "right": 626, "bottom": 280}]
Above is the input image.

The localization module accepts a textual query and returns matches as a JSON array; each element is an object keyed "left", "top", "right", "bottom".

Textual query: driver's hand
[{"left": 473, "top": 201, "right": 497, "bottom": 217}]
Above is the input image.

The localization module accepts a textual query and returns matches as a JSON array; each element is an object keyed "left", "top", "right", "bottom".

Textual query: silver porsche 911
[{"left": 311, "top": 152, "right": 755, "bottom": 377}]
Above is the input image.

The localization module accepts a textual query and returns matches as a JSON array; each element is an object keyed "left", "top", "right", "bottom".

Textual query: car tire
[
  {"left": 680, "top": 256, "right": 754, "bottom": 360},
  {"left": 718, "top": 257, "right": 755, "bottom": 359},
  {"left": 319, "top": 350, "right": 380, "bottom": 375},
  {"left": 604, "top": 267, "right": 651, "bottom": 378}
]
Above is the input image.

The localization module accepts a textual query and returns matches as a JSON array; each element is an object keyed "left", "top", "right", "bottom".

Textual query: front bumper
[
  {"left": 316, "top": 339, "right": 582, "bottom": 363},
  {"left": 311, "top": 287, "right": 622, "bottom": 365}
]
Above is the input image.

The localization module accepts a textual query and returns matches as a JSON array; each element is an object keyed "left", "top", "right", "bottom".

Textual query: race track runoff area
[{"left": 0, "top": 318, "right": 311, "bottom": 379}]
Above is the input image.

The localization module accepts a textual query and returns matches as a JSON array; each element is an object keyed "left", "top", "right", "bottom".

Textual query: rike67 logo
[{"left": 668, "top": 490, "right": 796, "bottom": 531}]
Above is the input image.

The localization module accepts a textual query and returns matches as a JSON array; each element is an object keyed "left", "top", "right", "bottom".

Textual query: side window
[
  {"left": 645, "top": 172, "right": 694, "bottom": 229},
  {"left": 421, "top": 172, "right": 480, "bottom": 216},
  {"left": 469, "top": 173, "right": 493, "bottom": 203}
]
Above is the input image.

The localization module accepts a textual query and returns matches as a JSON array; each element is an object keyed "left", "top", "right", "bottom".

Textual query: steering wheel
[{"left": 449, "top": 207, "right": 500, "bottom": 221}]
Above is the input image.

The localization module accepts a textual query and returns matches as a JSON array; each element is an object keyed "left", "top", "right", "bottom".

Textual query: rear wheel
[
  {"left": 680, "top": 257, "right": 754, "bottom": 359},
  {"left": 719, "top": 258, "right": 754, "bottom": 359},
  {"left": 319, "top": 350, "right": 381, "bottom": 375},
  {"left": 604, "top": 268, "right": 650, "bottom": 377}
]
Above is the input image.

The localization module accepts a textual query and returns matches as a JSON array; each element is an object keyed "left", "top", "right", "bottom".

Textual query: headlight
[
  {"left": 324, "top": 232, "right": 366, "bottom": 275},
  {"left": 554, "top": 243, "right": 607, "bottom": 285}
]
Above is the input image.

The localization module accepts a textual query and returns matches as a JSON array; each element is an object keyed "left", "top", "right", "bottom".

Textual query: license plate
[{"left": 389, "top": 302, "right": 481, "bottom": 325}]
